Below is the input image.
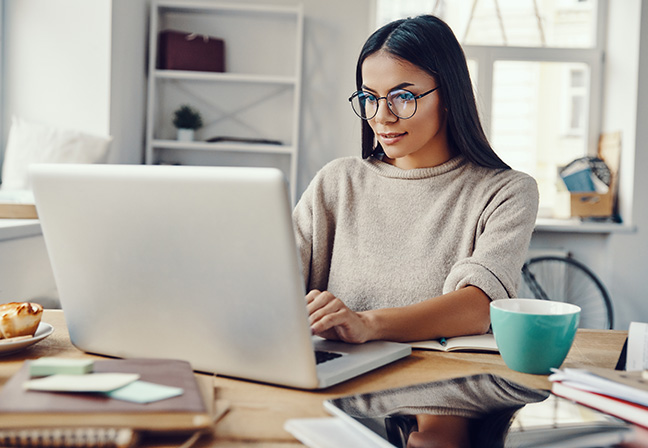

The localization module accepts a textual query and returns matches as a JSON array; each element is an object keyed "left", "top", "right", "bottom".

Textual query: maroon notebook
[{"left": 0, "top": 358, "right": 211, "bottom": 431}]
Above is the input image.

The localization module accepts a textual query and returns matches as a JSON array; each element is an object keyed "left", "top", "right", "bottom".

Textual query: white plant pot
[{"left": 176, "top": 128, "right": 195, "bottom": 141}]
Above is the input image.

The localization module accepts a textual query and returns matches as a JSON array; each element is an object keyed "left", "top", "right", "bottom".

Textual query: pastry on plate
[{"left": 0, "top": 302, "right": 43, "bottom": 340}]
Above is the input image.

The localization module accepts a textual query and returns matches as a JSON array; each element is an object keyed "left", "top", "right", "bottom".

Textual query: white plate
[{"left": 0, "top": 322, "right": 54, "bottom": 356}]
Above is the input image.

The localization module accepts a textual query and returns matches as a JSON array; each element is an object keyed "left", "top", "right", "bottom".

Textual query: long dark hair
[{"left": 356, "top": 15, "right": 510, "bottom": 170}]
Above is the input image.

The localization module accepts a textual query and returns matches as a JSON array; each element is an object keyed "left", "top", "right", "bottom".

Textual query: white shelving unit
[{"left": 145, "top": 1, "right": 304, "bottom": 200}]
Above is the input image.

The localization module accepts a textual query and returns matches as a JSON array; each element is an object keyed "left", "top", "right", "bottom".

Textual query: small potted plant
[{"left": 172, "top": 104, "right": 203, "bottom": 141}]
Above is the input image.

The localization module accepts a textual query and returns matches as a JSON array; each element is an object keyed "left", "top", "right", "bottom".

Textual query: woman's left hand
[{"left": 305, "top": 290, "right": 373, "bottom": 343}]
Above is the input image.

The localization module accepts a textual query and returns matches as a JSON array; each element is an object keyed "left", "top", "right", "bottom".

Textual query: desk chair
[{"left": 519, "top": 255, "right": 614, "bottom": 329}]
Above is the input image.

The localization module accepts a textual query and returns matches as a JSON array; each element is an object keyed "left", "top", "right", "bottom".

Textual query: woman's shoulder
[
  {"left": 500, "top": 168, "right": 538, "bottom": 194},
  {"left": 459, "top": 164, "right": 539, "bottom": 208},
  {"left": 319, "top": 156, "right": 365, "bottom": 171},
  {"left": 468, "top": 164, "right": 538, "bottom": 190},
  {"left": 498, "top": 167, "right": 537, "bottom": 188},
  {"left": 312, "top": 156, "right": 369, "bottom": 182}
]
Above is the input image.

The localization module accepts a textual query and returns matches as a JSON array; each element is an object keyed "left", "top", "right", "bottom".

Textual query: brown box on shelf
[
  {"left": 158, "top": 30, "right": 225, "bottom": 72},
  {"left": 570, "top": 190, "right": 614, "bottom": 218},
  {"left": 570, "top": 132, "right": 621, "bottom": 218},
  {"left": 0, "top": 203, "right": 37, "bottom": 219}
]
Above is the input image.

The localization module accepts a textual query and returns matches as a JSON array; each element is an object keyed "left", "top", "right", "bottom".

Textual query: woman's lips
[{"left": 378, "top": 132, "right": 407, "bottom": 145}]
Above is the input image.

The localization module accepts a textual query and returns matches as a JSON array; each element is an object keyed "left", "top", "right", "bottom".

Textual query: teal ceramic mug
[{"left": 490, "top": 299, "right": 581, "bottom": 374}]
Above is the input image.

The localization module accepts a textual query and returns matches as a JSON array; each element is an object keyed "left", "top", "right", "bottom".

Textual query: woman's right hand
[{"left": 305, "top": 289, "right": 373, "bottom": 344}]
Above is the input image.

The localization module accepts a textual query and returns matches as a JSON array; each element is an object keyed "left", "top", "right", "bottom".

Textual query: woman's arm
[{"left": 307, "top": 285, "right": 491, "bottom": 343}]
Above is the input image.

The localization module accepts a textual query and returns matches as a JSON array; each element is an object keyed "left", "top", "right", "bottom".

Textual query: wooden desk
[{"left": 0, "top": 310, "right": 628, "bottom": 447}]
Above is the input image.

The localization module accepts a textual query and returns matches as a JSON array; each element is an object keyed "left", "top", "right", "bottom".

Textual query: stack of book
[
  {"left": 0, "top": 358, "right": 213, "bottom": 447},
  {"left": 549, "top": 366, "right": 648, "bottom": 428}
]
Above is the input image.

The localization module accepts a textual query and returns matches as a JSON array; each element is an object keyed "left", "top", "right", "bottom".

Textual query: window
[
  {"left": 566, "top": 67, "right": 588, "bottom": 135},
  {"left": 376, "top": 0, "right": 606, "bottom": 218},
  {"left": 0, "top": 2, "right": 4, "bottom": 175}
]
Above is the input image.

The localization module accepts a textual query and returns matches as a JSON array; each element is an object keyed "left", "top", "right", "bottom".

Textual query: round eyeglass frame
[{"left": 348, "top": 86, "right": 440, "bottom": 120}]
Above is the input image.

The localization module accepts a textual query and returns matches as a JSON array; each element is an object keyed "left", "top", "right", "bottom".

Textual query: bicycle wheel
[{"left": 519, "top": 256, "right": 614, "bottom": 329}]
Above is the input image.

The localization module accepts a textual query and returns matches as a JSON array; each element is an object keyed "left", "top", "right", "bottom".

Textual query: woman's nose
[{"left": 372, "top": 98, "right": 399, "bottom": 124}]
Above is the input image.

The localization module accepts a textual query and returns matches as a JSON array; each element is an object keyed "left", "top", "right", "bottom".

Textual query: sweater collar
[{"left": 364, "top": 155, "right": 466, "bottom": 179}]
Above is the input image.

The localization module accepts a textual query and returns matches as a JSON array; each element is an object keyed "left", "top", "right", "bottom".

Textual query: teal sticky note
[
  {"left": 25, "top": 373, "right": 139, "bottom": 392},
  {"left": 105, "top": 380, "right": 184, "bottom": 404},
  {"left": 29, "top": 358, "right": 94, "bottom": 377}
]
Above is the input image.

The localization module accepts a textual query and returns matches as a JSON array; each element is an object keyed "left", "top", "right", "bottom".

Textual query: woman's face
[{"left": 361, "top": 51, "right": 451, "bottom": 169}]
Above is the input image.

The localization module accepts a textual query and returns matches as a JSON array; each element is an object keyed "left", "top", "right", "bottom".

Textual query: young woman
[{"left": 293, "top": 15, "right": 539, "bottom": 344}]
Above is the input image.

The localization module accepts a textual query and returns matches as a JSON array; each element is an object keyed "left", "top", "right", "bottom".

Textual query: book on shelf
[
  {"left": 0, "top": 358, "right": 212, "bottom": 432},
  {"left": 561, "top": 166, "right": 597, "bottom": 192},
  {"left": 410, "top": 333, "right": 498, "bottom": 353}
]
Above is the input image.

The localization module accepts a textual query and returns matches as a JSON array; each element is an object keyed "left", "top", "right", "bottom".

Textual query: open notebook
[{"left": 30, "top": 164, "right": 410, "bottom": 389}]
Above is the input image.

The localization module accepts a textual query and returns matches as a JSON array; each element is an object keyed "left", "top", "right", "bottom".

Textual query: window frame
[
  {"left": 564, "top": 66, "right": 588, "bottom": 136},
  {"left": 0, "top": 1, "right": 4, "bottom": 177},
  {"left": 462, "top": 0, "right": 607, "bottom": 160}
]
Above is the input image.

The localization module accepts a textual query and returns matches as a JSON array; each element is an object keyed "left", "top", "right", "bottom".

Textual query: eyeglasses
[{"left": 348, "top": 87, "right": 439, "bottom": 120}]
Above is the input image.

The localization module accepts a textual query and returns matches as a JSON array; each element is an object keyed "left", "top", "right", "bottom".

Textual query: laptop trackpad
[{"left": 312, "top": 336, "right": 411, "bottom": 385}]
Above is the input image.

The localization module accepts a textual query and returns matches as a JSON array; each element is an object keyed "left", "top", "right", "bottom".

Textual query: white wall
[
  {"left": 1, "top": 0, "right": 370, "bottom": 185},
  {"left": 0, "top": 0, "right": 372, "bottom": 307},
  {"left": 604, "top": 0, "right": 648, "bottom": 330},
  {"left": 286, "top": 0, "right": 375, "bottom": 193},
  {"left": 0, "top": 232, "right": 58, "bottom": 307},
  {"left": 2, "top": 0, "right": 647, "bottom": 327},
  {"left": 138, "top": 0, "right": 372, "bottom": 194},
  {"left": 107, "top": 0, "right": 148, "bottom": 164},
  {"left": 3, "top": 0, "right": 112, "bottom": 138},
  {"left": 530, "top": 0, "right": 647, "bottom": 330},
  {"left": 0, "top": 0, "right": 117, "bottom": 308},
  {"left": 1, "top": 0, "right": 147, "bottom": 166}
]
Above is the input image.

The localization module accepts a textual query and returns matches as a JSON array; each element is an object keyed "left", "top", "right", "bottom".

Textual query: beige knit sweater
[{"left": 292, "top": 156, "right": 539, "bottom": 311}]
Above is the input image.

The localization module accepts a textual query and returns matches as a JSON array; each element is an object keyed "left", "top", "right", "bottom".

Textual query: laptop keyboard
[{"left": 315, "top": 350, "right": 343, "bottom": 364}]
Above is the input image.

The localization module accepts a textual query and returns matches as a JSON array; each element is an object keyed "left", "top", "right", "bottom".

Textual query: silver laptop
[{"left": 30, "top": 164, "right": 410, "bottom": 389}]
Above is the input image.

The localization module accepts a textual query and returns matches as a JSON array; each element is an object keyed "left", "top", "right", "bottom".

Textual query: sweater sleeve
[
  {"left": 292, "top": 164, "right": 339, "bottom": 292},
  {"left": 292, "top": 184, "right": 314, "bottom": 289},
  {"left": 443, "top": 173, "right": 539, "bottom": 301}
]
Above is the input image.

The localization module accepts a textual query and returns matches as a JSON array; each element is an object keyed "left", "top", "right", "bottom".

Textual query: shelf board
[
  {"left": 535, "top": 217, "right": 636, "bottom": 234},
  {"left": 151, "top": 139, "right": 296, "bottom": 155},
  {"left": 154, "top": 70, "right": 297, "bottom": 85},
  {"left": 0, "top": 219, "right": 42, "bottom": 241},
  {"left": 155, "top": 1, "right": 301, "bottom": 17}
]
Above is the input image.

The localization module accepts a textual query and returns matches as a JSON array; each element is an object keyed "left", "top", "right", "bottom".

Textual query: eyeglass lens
[{"left": 350, "top": 89, "right": 418, "bottom": 120}]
